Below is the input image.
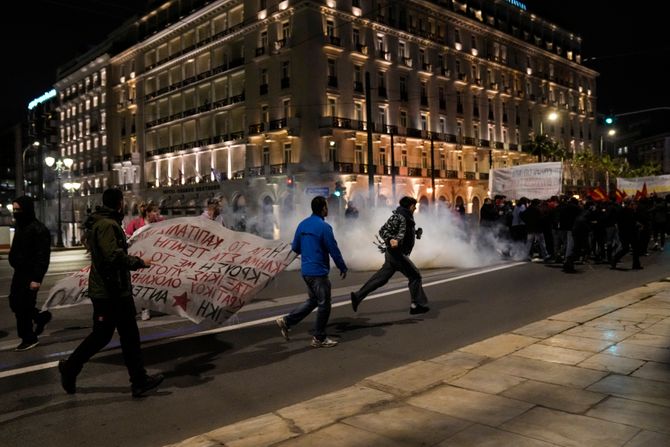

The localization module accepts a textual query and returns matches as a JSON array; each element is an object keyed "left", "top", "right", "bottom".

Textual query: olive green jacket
[{"left": 87, "top": 206, "right": 146, "bottom": 300}]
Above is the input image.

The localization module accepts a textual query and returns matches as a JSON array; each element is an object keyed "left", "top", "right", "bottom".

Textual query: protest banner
[
  {"left": 44, "top": 217, "right": 297, "bottom": 325},
  {"left": 617, "top": 174, "right": 670, "bottom": 197},
  {"left": 488, "top": 162, "right": 563, "bottom": 200}
]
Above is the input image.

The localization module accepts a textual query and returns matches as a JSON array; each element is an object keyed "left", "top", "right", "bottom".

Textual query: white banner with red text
[
  {"left": 43, "top": 217, "right": 297, "bottom": 325},
  {"left": 489, "top": 162, "right": 563, "bottom": 200}
]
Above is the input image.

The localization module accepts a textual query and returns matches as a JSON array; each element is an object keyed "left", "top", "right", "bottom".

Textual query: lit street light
[
  {"left": 63, "top": 181, "right": 82, "bottom": 246},
  {"left": 538, "top": 111, "right": 559, "bottom": 162},
  {"left": 45, "top": 156, "right": 73, "bottom": 248}
]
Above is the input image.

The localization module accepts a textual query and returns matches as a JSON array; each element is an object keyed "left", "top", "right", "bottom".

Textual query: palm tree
[{"left": 528, "top": 134, "right": 563, "bottom": 162}]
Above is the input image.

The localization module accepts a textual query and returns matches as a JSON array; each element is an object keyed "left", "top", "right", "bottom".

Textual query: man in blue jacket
[{"left": 276, "top": 196, "right": 348, "bottom": 348}]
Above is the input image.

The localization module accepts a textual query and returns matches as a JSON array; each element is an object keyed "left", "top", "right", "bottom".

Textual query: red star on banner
[{"left": 172, "top": 292, "right": 190, "bottom": 311}]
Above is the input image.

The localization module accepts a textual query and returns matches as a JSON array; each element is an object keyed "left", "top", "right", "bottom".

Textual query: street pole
[
  {"left": 365, "top": 71, "right": 374, "bottom": 205},
  {"left": 70, "top": 191, "right": 77, "bottom": 246},
  {"left": 56, "top": 175, "right": 64, "bottom": 247},
  {"left": 390, "top": 132, "right": 396, "bottom": 203},
  {"left": 430, "top": 134, "right": 436, "bottom": 204}
]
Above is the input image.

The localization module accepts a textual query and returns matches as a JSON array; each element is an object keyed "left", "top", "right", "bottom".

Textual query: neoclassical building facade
[{"left": 50, "top": 0, "right": 598, "bottom": 241}]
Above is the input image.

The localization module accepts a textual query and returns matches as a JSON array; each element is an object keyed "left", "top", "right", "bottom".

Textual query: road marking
[{"left": 0, "top": 262, "right": 523, "bottom": 379}]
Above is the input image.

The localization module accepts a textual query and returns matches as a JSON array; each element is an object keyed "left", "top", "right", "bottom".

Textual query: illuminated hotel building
[{"left": 54, "top": 0, "right": 597, "bottom": 235}]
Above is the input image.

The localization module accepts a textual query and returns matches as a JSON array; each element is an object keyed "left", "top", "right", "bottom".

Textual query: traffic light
[
  {"left": 604, "top": 116, "right": 615, "bottom": 125},
  {"left": 333, "top": 180, "right": 346, "bottom": 197},
  {"left": 286, "top": 175, "right": 294, "bottom": 188}
]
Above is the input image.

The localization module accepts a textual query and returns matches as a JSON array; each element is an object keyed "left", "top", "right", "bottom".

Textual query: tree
[{"left": 527, "top": 134, "right": 564, "bottom": 162}]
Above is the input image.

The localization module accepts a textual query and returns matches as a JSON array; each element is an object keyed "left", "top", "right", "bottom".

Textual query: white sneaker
[
  {"left": 310, "top": 337, "right": 338, "bottom": 348},
  {"left": 141, "top": 309, "right": 151, "bottom": 321}
]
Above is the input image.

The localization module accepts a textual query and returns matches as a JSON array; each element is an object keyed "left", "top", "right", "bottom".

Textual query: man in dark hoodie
[
  {"left": 8, "top": 196, "right": 52, "bottom": 351},
  {"left": 58, "top": 188, "right": 163, "bottom": 397},
  {"left": 350, "top": 196, "right": 429, "bottom": 314}
]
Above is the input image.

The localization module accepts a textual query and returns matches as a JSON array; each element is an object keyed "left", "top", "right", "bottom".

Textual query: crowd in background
[{"left": 480, "top": 192, "right": 668, "bottom": 273}]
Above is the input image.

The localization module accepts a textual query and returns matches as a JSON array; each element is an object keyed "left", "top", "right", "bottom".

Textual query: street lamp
[
  {"left": 538, "top": 111, "right": 559, "bottom": 162},
  {"left": 63, "top": 181, "right": 82, "bottom": 246},
  {"left": 45, "top": 156, "right": 73, "bottom": 248}
]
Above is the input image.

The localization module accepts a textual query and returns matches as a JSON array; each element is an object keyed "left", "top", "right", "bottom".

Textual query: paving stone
[
  {"left": 587, "top": 374, "right": 670, "bottom": 407},
  {"left": 165, "top": 436, "right": 220, "bottom": 447},
  {"left": 587, "top": 396, "right": 670, "bottom": 434},
  {"left": 512, "top": 319, "right": 577, "bottom": 339},
  {"left": 643, "top": 319, "right": 670, "bottom": 336},
  {"left": 605, "top": 341, "right": 670, "bottom": 363},
  {"left": 607, "top": 308, "right": 668, "bottom": 323},
  {"left": 540, "top": 333, "right": 614, "bottom": 353},
  {"left": 343, "top": 403, "right": 471, "bottom": 446},
  {"left": 277, "top": 385, "right": 393, "bottom": 433},
  {"left": 632, "top": 361, "right": 670, "bottom": 383},
  {"left": 204, "top": 413, "right": 298, "bottom": 447},
  {"left": 364, "top": 360, "right": 468, "bottom": 396},
  {"left": 501, "top": 406, "right": 639, "bottom": 447},
  {"left": 549, "top": 303, "right": 621, "bottom": 324},
  {"left": 513, "top": 343, "right": 593, "bottom": 365},
  {"left": 625, "top": 332, "right": 670, "bottom": 349},
  {"left": 430, "top": 350, "right": 489, "bottom": 369},
  {"left": 458, "top": 334, "right": 537, "bottom": 359},
  {"left": 501, "top": 379, "right": 607, "bottom": 413},
  {"left": 563, "top": 324, "right": 640, "bottom": 343},
  {"left": 407, "top": 384, "right": 533, "bottom": 426},
  {"left": 435, "top": 424, "right": 557, "bottom": 447},
  {"left": 578, "top": 352, "right": 645, "bottom": 375},
  {"left": 584, "top": 316, "right": 656, "bottom": 331},
  {"left": 622, "top": 429, "right": 670, "bottom": 446},
  {"left": 448, "top": 368, "right": 527, "bottom": 395},
  {"left": 478, "top": 355, "right": 607, "bottom": 388},
  {"left": 276, "top": 423, "right": 405, "bottom": 447}
]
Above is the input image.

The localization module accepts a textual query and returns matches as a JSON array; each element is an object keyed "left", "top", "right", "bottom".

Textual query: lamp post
[
  {"left": 45, "top": 156, "right": 73, "bottom": 248},
  {"left": 63, "top": 181, "right": 82, "bottom": 246},
  {"left": 538, "top": 111, "right": 559, "bottom": 163}
]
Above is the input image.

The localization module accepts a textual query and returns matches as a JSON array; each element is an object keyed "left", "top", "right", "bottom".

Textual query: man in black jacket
[
  {"left": 58, "top": 188, "right": 163, "bottom": 397},
  {"left": 8, "top": 196, "right": 52, "bottom": 351},
  {"left": 350, "top": 196, "right": 429, "bottom": 314}
]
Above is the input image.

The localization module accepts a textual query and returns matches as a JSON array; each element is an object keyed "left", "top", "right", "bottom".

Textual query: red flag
[
  {"left": 641, "top": 182, "right": 648, "bottom": 198},
  {"left": 588, "top": 187, "right": 607, "bottom": 202},
  {"left": 614, "top": 189, "right": 626, "bottom": 204}
]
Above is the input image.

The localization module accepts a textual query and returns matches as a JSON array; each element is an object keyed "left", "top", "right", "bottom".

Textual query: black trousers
[
  {"left": 9, "top": 273, "right": 40, "bottom": 343},
  {"left": 66, "top": 296, "right": 147, "bottom": 384},
  {"left": 355, "top": 250, "right": 428, "bottom": 306}
]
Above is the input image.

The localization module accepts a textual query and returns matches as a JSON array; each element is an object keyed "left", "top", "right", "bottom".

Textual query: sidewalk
[{"left": 167, "top": 280, "right": 670, "bottom": 447}]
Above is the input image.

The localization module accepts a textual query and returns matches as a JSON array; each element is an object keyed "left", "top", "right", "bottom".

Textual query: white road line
[{"left": 0, "top": 262, "right": 523, "bottom": 379}]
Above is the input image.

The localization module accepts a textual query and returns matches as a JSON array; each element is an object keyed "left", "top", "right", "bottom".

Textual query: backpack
[{"left": 81, "top": 213, "right": 96, "bottom": 252}]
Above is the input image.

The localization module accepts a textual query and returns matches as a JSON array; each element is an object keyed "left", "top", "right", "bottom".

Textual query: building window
[
  {"left": 354, "top": 144, "right": 363, "bottom": 164},
  {"left": 261, "top": 105, "right": 269, "bottom": 123},
  {"left": 439, "top": 152, "right": 446, "bottom": 170},
  {"left": 378, "top": 106, "right": 386, "bottom": 128},
  {"left": 401, "top": 149, "right": 407, "bottom": 167},
  {"left": 328, "top": 97, "right": 337, "bottom": 116},
  {"left": 263, "top": 146, "right": 270, "bottom": 165},
  {"left": 283, "top": 99, "right": 291, "bottom": 119},
  {"left": 326, "top": 19, "right": 335, "bottom": 37},
  {"left": 400, "top": 110, "right": 407, "bottom": 128},
  {"left": 283, "top": 143, "right": 292, "bottom": 164},
  {"left": 420, "top": 113, "right": 428, "bottom": 131},
  {"left": 354, "top": 102, "right": 363, "bottom": 121},
  {"left": 421, "top": 151, "right": 428, "bottom": 168},
  {"left": 282, "top": 22, "right": 290, "bottom": 39},
  {"left": 379, "top": 147, "right": 386, "bottom": 167},
  {"left": 439, "top": 117, "right": 446, "bottom": 134}
]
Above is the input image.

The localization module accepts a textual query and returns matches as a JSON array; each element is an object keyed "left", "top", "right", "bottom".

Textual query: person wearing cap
[
  {"left": 8, "top": 196, "right": 52, "bottom": 351},
  {"left": 350, "top": 196, "right": 430, "bottom": 315}
]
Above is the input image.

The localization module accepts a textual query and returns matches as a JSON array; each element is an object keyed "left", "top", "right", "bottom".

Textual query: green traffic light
[{"left": 605, "top": 117, "right": 614, "bottom": 125}]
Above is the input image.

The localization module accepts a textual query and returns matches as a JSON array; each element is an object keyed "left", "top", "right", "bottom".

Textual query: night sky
[{"left": 1, "top": 0, "right": 667, "bottom": 130}]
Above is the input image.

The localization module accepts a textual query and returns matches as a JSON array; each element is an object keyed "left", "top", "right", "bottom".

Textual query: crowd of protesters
[{"left": 480, "top": 192, "right": 669, "bottom": 273}]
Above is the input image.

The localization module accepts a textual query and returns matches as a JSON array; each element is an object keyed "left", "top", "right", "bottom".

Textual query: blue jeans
[{"left": 285, "top": 276, "right": 332, "bottom": 341}]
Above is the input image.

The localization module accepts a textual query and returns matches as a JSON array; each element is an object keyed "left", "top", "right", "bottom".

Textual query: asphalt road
[{"left": 1, "top": 248, "right": 669, "bottom": 447}]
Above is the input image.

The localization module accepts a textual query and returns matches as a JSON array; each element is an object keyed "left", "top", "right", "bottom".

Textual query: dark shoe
[
  {"left": 58, "top": 360, "right": 76, "bottom": 394},
  {"left": 351, "top": 292, "right": 360, "bottom": 312},
  {"left": 275, "top": 317, "right": 290, "bottom": 341},
  {"left": 14, "top": 340, "right": 39, "bottom": 351},
  {"left": 409, "top": 303, "right": 430, "bottom": 315},
  {"left": 131, "top": 373, "right": 164, "bottom": 398},
  {"left": 34, "top": 311, "right": 52, "bottom": 336}
]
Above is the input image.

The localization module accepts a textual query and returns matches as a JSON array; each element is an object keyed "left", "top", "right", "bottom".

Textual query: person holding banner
[
  {"left": 276, "top": 196, "right": 348, "bottom": 348},
  {"left": 58, "top": 188, "right": 163, "bottom": 397}
]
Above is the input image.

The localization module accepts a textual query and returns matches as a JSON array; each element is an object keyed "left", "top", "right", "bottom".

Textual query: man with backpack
[{"left": 350, "top": 196, "right": 429, "bottom": 314}]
